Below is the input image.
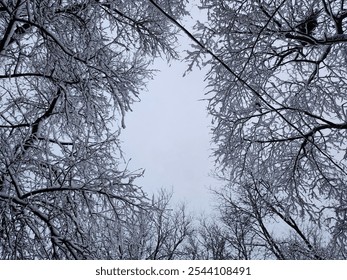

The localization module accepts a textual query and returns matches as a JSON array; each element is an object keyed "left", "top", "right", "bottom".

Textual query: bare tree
[
  {"left": 212, "top": 179, "right": 334, "bottom": 259},
  {"left": 196, "top": 217, "right": 233, "bottom": 259},
  {"left": 145, "top": 190, "right": 194, "bottom": 260},
  {"left": 110, "top": 189, "right": 194, "bottom": 260},
  {"left": 182, "top": 0, "right": 347, "bottom": 259},
  {"left": 0, "top": 0, "right": 188, "bottom": 259}
]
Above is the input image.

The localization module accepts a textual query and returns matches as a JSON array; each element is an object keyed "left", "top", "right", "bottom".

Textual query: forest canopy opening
[{"left": 1, "top": 0, "right": 347, "bottom": 260}]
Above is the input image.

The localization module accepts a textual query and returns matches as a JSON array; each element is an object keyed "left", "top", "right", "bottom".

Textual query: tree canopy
[
  {"left": 1, "top": 0, "right": 347, "bottom": 260},
  {"left": 0, "top": 0, "right": 188, "bottom": 259},
  {"left": 184, "top": 0, "right": 347, "bottom": 259}
]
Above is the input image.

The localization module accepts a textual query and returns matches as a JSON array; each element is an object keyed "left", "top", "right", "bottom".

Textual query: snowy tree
[
  {"left": 174, "top": 0, "right": 347, "bottom": 259},
  {"left": 112, "top": 189, "right": 194, "bottom": 260},
  {"left": 0, "top": 0, "right": 188, "bottom": 259}
]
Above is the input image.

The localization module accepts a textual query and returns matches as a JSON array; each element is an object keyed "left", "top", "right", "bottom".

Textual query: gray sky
[
  {"left": 120, "top": 3, "right": 221, "bottom": 214},
  {"left": 120, "top": 55, "right": 220, "bottom": 213}
]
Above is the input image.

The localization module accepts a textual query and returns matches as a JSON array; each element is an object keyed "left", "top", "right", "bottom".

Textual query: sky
[
  {"left": 119, "top": 4, "right": 222, "bottom": 214},
  {"left": 120, "top": 54, "right": 221, "bottom": 214}
]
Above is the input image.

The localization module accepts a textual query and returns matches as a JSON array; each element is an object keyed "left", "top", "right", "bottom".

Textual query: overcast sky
[
  {"left": 120, "top": 54, "right": 221, "bottom": 213},
  {"left": 119, "top": 3, "right": 222, "bottom": 214}
]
